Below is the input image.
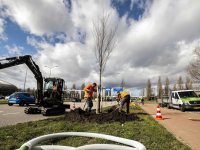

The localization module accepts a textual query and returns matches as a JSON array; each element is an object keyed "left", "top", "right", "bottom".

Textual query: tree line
[
  {"left": 144, "top": 76, "right": 193, "bottom": 100},
  {"left": 144, "top": 45, "right": 200, "bottom": 100}
]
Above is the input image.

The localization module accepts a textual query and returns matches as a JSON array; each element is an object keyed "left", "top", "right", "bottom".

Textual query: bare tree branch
[{"left": 186, "top": 46, "right": 200, "bottom": 82}]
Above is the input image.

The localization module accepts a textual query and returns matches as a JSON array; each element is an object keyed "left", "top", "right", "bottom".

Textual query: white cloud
[
  {"left": 0, "top": 18, "right": 7, "bottom": 42},
  {"left": 4, "top": 44, "right": 24, "bottom": 55},
  {"left": 0, "top": 0, "right": 75, "bottom": 37}
]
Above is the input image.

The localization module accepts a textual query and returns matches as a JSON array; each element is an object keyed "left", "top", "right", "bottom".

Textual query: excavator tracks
[
  {"left": 41, "top": 107, "right": 65, "bottom": 116},
  {"left": 24, "top": 106, "right": 41, "bottom": 114}
]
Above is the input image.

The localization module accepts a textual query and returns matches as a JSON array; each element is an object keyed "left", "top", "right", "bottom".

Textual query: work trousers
[
  {"left": 119, "top": 95, "right": 130, "bottom": 113},
  {"left": 84, "top": 98, "right": 93, "bottom": 112}
]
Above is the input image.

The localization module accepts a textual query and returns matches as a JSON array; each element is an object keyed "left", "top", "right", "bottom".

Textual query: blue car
[{"left": 8, "top": 92, "right": 36, "bottom": 106}]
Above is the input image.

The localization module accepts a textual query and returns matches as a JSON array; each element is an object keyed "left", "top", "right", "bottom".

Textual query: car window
[
  {"left": 24, "top": 93, "right": 30, "bottom": 97},
  {"left": 30, "top": 94, "right": 35, "bottom": 98},
  {"left": 11, "top": 93, "right": 20, "bottom": 96}
]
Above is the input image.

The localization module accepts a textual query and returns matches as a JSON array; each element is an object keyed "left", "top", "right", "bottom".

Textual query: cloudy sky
[{"left": 0, "top": 0, "right": 200, "bottom": 95}]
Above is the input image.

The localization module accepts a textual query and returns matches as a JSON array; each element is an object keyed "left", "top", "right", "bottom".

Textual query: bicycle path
[{"left": 139, "top": 103, "right": 200, "bottom": 150}]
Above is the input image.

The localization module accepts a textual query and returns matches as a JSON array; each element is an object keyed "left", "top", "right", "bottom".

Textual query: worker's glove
[{"left": 88, "top": 90, "right": 91, "bottom": 93}]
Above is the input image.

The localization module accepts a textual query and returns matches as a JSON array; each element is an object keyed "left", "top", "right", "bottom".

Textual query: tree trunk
[{"left": 96, "top": 70, "right": 101, "bottom": 114}]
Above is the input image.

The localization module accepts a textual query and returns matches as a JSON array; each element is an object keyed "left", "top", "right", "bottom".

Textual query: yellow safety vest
[{"left": 118, "top": 91, "right": 130, "bottom": 101}]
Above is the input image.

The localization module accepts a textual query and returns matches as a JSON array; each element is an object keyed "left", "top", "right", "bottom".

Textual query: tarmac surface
[
  {"left": 0, "top": 101, "right": 116, "bottom": 127},
  {"left": 139, "top": 103, "right": 200, "bottom": 150}
]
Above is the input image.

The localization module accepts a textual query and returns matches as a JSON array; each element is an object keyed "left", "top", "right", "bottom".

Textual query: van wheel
[
  {"left": 8, "top": 103, "right": 13, "bottom": 106},
  {"left": 19, "top": 101, "right": 25, "bottom": 106},
  {"left": 180, "top": 105, "right": 185, "bottom": 112},
  {"left": 167, "top": 104, "right": 171, "bottom": 109}
]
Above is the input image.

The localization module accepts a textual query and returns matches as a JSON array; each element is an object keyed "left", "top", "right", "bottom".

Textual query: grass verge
[
  {"left": 0, "top": 105, "right": 191, "bottom": 150},
  {"left": 0, "top": 100, "right": 7, "bottom": 104}
]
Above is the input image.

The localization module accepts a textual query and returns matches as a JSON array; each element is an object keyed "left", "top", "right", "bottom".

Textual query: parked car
[
  {"left": 0, "top": 95, "right": 5, "bottom": 99},
  {"left": 5, "top": 96, "right": 10, "bottom": 100},
  {"left": 8, "top": 92, "right": 36, "bottom": 106},
  {"left": 71, "top": 97, "right": 81, "bottom": 102}
]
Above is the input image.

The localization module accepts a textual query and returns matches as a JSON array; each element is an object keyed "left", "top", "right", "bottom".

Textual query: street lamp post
[
  {"left": 24, "top": 68, "right": 28, "bottom": 92},
  {"left": 117, "top": 73, "right": 125, "bottom": 91},
  {"left": 44, "top": 66, "right": 58, "bottom": 77}
]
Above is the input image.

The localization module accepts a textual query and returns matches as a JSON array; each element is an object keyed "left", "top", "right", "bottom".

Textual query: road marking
[
  {"left": 0, "top": 111, "right": 3, "bottom": 113},
  {"left": 3, "top": 112, "right": 20, "bottom": 115}
]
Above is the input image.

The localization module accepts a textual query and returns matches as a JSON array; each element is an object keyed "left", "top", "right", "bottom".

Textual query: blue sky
[{"left": 0, "top": 0, "right": 200, "bottom": 96}]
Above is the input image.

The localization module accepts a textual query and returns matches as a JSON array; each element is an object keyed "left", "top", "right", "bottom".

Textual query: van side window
[
  {"left": 175, "top": 93, "right": 178, "bottom": 99},
  {"left": 172, "top": 93, "right": 174, "bottom": 98}
]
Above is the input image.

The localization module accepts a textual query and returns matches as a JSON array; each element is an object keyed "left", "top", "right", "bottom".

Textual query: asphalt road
[{"left": 0, "top": 101, "right": 116, "bottom": 127}]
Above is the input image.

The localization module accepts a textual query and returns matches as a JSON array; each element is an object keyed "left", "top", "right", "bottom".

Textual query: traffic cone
[
  {"left": 156, "top": 104, "right": 163, "bottom": 120},
  {"left": 72, "top": 102, "right": 75, "bottom": 109}
]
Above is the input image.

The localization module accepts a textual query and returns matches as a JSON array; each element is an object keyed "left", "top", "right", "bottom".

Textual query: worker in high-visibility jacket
[
  {"left": 117, "top": 91, "right": 130, "bottom": 113},
  {"left": 84, "top": 83, "right": 97, "bottom": 112}
]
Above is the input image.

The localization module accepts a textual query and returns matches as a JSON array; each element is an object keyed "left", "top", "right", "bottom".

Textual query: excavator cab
[{"left": 43, "top": 77, "right": 64, "bottom": 106}]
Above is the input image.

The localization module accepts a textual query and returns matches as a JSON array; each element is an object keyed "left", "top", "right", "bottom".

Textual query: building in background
[{"left": 0, "top": 79, "right": 18, "bottom": 96}]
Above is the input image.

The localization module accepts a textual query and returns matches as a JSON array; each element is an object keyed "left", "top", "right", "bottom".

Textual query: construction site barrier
[{"left": 18, "top": 132, "right": 146, "bottom": 150}]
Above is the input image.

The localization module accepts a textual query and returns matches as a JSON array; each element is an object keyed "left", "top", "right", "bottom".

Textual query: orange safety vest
[
  {"left": 84, "top": 84, "right": 97, "bottom": 98},
  {"left": 52, "top": 85, "right": 56, "bottom": 90},
  {"left": 118, "top": 91, "right": 130, "bottom": 101}
]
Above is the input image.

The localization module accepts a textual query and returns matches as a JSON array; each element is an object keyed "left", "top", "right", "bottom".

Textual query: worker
[
  {"left": 141, "top": 97, "right": 144, "bottom": 105},
  {"left": 51, "top": 83, "right": 57, "bottom": 99},
  {"left": 52, "top": 84, "right": 56, "bottom": 90},
  {"left": 117, "top": 91, "right": 130, "bottom": 114},
  {"left": 84, "top": 83, "right": 97, "bottom": 112}
]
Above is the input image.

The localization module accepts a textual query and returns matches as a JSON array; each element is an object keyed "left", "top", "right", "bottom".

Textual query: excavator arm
[{"left": 0, "top": 55, "right": 43, "bottom": 104}]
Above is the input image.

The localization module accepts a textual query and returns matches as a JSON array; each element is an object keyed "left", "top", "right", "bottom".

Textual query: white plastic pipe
[
  {"left": 18, "top": 144, "right": 141, "bottom": 150},
  {"left": 19, "top": 132, "right": 146, "bottom": 150}
]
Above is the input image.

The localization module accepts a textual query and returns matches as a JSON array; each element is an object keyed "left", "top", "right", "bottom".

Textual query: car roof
[{"left": 14, "top": 92, "right": 32, "bottom": 94}]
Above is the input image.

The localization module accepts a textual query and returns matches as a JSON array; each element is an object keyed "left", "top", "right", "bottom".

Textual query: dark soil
[{"left": 61, "top": 106, "right": 140, "bottom": 124}]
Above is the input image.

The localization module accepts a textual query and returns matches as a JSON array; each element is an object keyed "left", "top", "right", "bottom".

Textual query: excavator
[{"left": 0, "top": 55, "right": 70, "bottom": 116}]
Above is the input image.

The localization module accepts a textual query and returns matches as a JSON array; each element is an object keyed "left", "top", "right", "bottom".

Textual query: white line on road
[
  {"left": 3, "top": 112, "right": 20, "bottom": 115},
  {"left": 0, "top": 111, "right": 3, "bottom": 113}
]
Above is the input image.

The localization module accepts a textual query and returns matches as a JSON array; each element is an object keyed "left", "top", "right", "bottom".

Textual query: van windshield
[{"left": 178, "top": 91, "right": 198, "bottom": 98}]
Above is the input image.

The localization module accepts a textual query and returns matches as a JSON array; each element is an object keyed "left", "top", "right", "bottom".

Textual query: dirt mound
[{"left": 62, "top": 106, "right": 140, "bottom": 124}]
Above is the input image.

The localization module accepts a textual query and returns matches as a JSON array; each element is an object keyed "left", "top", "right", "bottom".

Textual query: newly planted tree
[{"left": 93, "top": 8, "right": 118, "bottom": 113}]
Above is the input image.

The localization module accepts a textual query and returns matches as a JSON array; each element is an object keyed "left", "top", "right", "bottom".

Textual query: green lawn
[
  {"left": 0, "top": 100, "right": 7, "bottom": 104},
  {"left": 0, "top": 105, "right": 191, "bottom": 150}
]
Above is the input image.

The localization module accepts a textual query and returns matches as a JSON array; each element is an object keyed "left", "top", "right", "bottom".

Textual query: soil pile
[{"left": 62, "top": 106, "right": 140, "bottom": 124}]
